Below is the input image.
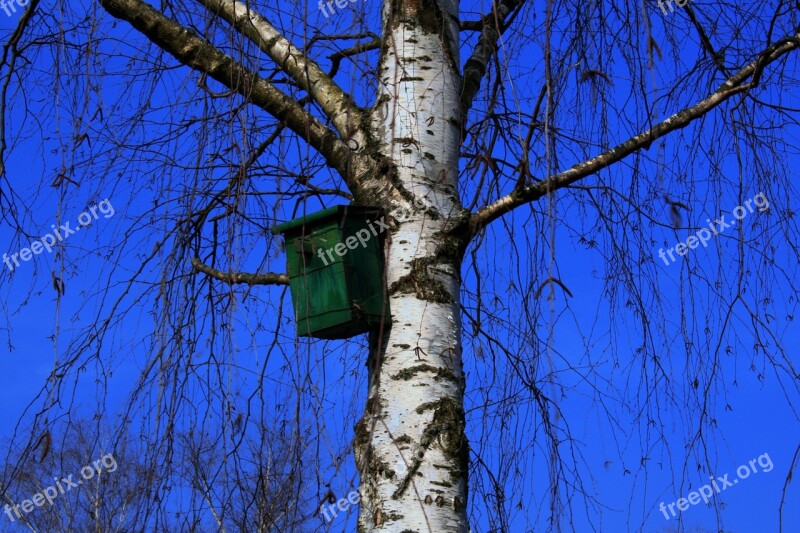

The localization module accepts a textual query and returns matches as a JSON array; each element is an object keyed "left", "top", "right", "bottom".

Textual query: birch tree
[{"left": 1, "top": 0, "right": 798, "bottom": 531}]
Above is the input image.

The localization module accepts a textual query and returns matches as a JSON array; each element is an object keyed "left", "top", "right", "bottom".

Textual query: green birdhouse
[{"left": 270, "top": 205, "right": 390, "bottom": 339}]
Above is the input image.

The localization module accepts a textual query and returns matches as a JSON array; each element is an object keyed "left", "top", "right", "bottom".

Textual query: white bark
[{"left": 354, "top": 1, "right": 469, "bottom": 531}]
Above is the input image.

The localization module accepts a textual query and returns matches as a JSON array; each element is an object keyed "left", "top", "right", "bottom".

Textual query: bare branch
[
  {"left": 461, "top": 0, "right": 526, "bottom": 117},
  {"left": 684, "top": 4, "right": 729, "bottom": 76},
  {"left": 326, "top": 36, "right": 381, "bottom": 78},
  {"left": 98, "top": 0, "right": 355, "bottom": 181},
  {"left": 779, "top": 443, "right": 800, "bottom": 532},
  {"left": 191, "top": 257, "right": 289, "bottom": 286},
  {"left": 197, "top": 0, "right": 368, "bottom": 147},
  {"left": 534, "top": 277, "right": 573, "bottom": 299},
  {"left": 459, "top": 20, "right": 483, "bottom": 31},
  {"left": 470, "top": 28, "right": 800, "bottom": 235},
  {"left": 0, "top": 0, "right": 40, "bottom": 224}
]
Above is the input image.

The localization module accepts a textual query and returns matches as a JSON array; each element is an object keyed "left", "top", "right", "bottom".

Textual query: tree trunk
[{"left": 353, "top": 1, "right": 469, "bottom": 531}]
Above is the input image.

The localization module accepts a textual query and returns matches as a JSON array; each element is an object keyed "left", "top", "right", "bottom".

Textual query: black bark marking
[{"left": 392, "top": 398, "right": 468, "bottom": 499}]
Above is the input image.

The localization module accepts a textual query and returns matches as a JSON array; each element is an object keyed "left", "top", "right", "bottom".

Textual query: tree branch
[
  {"left": 197, "top": 0, "right": 368, "bottom": 148},
  {"left": 460, "top": 0, "right": 525, "bottom": 117},
  {"left": 684, "top": 4, "right": 729, "bottom": 76},
  {"left": 191, "top": 257, "right": 289, "bottom": 286},
  {"left": 469, "top": 28, "right": 800, "bottom": 235},
  {"left": 326, "top": 35, "right": 381, "bottom": 78},
  {"left": 0, "top": 0, "right": 40, "bottom": 225},
  {"left": 98, "top": 0, "right": 356, "bottom": 182}
]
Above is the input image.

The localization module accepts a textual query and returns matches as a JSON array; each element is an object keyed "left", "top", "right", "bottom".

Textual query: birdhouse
[{"left": 270, "top": 205, "right": 390, "bottom": 339}]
